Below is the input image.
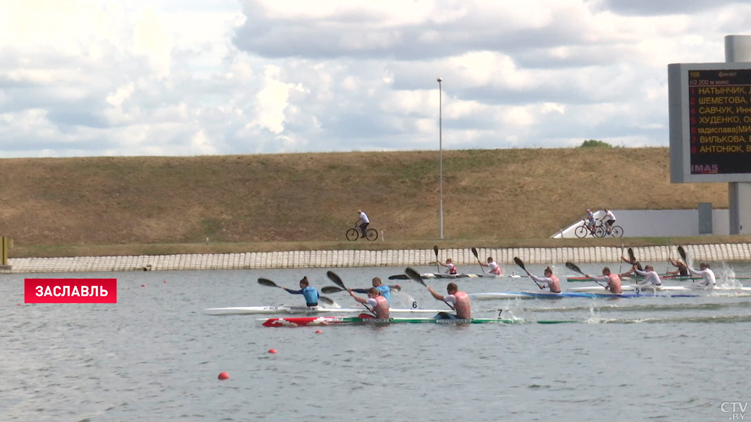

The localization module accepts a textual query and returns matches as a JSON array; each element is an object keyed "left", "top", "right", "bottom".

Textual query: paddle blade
[
  {"left": 678, "top": 246, "right": 687, "bottom": 262},
  {"left": 405, "top": 267, "right": 428, "bottom": 287},
  {"left": 628, "top": 247, "right": 636, "bottom": 263},
  {"left": 258, "top": 278, "right": 279, "bottom": 288},
  {"left": 326, "top": 271, "right": 346, "bottom": 290},
  {"left": 565, "top": 262, "right": 585, "bottom": 275},
  {"left": 513, "top": 257, "right": 529, "bottom": 275},
  {"left": 318, "top": 296, "right": 337, "bottom": 306},
  {"left": 321, "top": 286, "right": 343, "bottom": 294},
  {"left": 471, "top": 247, "right": 479, "bottom": 259},
  {"left": 433, "top": 245, "right": 439, "bottom": 257}
]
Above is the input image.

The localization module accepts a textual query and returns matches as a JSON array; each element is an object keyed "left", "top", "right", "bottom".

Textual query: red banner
[{"left": 25, "top": 278, "right": 118, "bottom": 303}]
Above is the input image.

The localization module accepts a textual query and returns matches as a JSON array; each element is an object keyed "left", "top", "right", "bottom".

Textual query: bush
[{"left": 579, "top": 140, "right": 613, "bottom": 148}]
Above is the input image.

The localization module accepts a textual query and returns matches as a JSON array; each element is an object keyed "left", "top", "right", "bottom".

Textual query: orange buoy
[{"left": 218, "top": 372, "right": 230, "bottom": 380}]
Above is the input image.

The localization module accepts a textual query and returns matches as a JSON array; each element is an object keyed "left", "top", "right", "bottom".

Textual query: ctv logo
[{"left": 721, "top": 402, "right": 747, "bottom": 420}]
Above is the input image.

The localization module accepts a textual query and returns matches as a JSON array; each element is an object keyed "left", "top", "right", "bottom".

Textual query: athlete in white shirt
[
  {"left": 355, "top": 209, "right": 370, "bottom": 237},
  {"left": 478, "top": 257, "right": 502, "bottom": 275},
  {"left": 600, "top": 209, "right": 616, "bottom": 234},
  {"left": 688, "top": 263, "right": 716, "bottom": 288},
  {"left": 633, "top": 265, "right": 662, "bottom": 286}
]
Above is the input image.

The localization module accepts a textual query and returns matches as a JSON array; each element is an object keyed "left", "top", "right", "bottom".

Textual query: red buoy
[
  {"left": 218, "top": 372, "right": 230, "bottom": 380},
  {"left": 315, "top": 330, "right": 323, "bottom": 334},
  {"left": 141, "top": 284, "right": 146, "bottom": 287},
  {"left": 268, "top": 348, "right": 277, "bottom": 354}
]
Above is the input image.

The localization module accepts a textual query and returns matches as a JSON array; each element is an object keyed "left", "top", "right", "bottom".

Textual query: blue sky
[{"left": 1, "top": 0, "right": 750, "bottom": 157}]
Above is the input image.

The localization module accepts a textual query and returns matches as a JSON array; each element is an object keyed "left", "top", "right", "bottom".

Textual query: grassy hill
[{"left": 0, "top": 147, "right": 736, "bottom": 257}]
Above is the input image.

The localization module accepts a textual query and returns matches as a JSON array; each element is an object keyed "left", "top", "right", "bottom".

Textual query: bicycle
[
  {"left": 346, "top": 224, "right": 378, "bottom": 241},
  {"left": 574, "top": 220, "right": 604, "bottom": 238},
  {"left": 600, "top": 221, "right": 624, "bottom": 238}
]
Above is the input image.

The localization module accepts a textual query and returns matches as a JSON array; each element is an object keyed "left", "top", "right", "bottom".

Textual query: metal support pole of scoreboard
[{"left": 726, "top": 35, "right": 751, "bottom": 235}]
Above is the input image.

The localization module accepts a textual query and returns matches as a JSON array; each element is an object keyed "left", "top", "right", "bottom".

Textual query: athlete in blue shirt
[
  {"left": 282, "top": 276, "right": 319, "bottom": 307},
  {"left": 351, "top": 277, "right": 394, "bottom": 304}
]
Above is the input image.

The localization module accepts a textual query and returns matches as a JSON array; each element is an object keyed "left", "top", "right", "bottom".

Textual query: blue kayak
[{"left": 470, "top": 291, "right": 700, "bottom": 300}]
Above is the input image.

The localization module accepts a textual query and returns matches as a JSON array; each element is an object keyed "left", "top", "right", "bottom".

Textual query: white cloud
[{"left": 1, "top": 0, "right": 751, "bottom": 157}]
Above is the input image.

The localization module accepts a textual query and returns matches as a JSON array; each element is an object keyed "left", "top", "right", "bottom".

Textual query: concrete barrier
[{"left": 1, "top": 244, "right": 750, "bottom": 273}]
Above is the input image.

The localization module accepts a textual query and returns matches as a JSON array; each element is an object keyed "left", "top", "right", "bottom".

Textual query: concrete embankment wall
[{"left": 2, "top": 244, "right": 751, "bottom": 273}]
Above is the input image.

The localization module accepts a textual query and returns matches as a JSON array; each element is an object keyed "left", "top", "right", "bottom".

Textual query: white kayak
[
  {"left": 388, "top": 272, "right": 504, "bottom": 280},
  {"left": 567, "top": 285, "right": 751, "bottom": 293},
  {"left": 203, "top": 305, "right": 450, "bottom": 316}
]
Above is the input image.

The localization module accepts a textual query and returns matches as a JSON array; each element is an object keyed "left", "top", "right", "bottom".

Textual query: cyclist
[
  {"left": 355, "top": 209, "right": 370, "bottom": 238},
  {"left": 600, "top": 209, "right": 616, "bottom": 235},
  {"left": 585, "top": 209, "right": 596, "bottom": 233}
]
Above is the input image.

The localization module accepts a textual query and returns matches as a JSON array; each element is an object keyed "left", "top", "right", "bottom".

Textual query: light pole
[{"left": 437, "top": 77, "right": 444, "bottom": 239}]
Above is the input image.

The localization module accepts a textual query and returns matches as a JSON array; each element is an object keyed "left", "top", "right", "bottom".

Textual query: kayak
[
  {"left": 567, "top": 285, "right": 751, "bottom": 293},
  {"left": 257, "top": 316, "right": 575, "bottom": 327},
  {"left": 566, "top": 275, "right": 751, "bottom": 282},
  {"left": 203, "top": 305, "right": 449, "bottom": 316},
  {"left": 388, "top": 273, "right": 505, "bottom": 280},
  {"left": 469, "top": 291, "right": 700, "bottom": 300}
]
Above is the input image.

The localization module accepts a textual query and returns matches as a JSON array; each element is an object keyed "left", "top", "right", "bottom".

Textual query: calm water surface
[{"left": 1, "top": 261, "right": 750, "bottom": 422}]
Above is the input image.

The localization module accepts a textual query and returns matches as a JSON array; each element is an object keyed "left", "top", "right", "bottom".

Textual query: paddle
[
  {"left": 565, "top": 262, "right": 605, "bottom": 288},
  {"left": 405, "top": 267, "right": 428, "bottom": 288},
  {"left": 258, "top": 278, "right": 336, "bottom": 306},
  {"left": 327, "top": 271, "right": 372, "bottom": 314},
  {"left": 321, "top": 285, "right": 401, "bottom": 294},
  {"left": 433, "top": 245, "right": 440, "bottom": 272},
  {"left": 258, "top": 278, "right": 282, "bottom": 288},
  {"left": 471, "top": 247, "right": 484, "bottom": 273},
  {"left": 678, "top": 245, "right": 687, "bottom": 263},
  {"left": 513, "top": 257, "right": 543, "bottom": 289},
  {"left": 628, "top": 248, "right": 643, "bottom": 271},
  {"left": 405, "top": 267, "right": 451, "bottom": 309}
]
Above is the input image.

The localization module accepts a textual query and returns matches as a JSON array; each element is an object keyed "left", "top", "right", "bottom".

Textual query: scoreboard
[{"left": 669, "top": 62, "right": 751, "bottom": 182}]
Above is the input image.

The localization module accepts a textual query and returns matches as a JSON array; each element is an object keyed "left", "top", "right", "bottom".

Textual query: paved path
[{"left": 2, "top": 244, "right": 750, "bottom": 273}]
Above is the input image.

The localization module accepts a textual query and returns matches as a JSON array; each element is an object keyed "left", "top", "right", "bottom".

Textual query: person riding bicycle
[
  {"left": 585, "top": 208, "right": 596, "bottom": 233},
  {"left": 355, "top": 209, "right": 370, "bottom": 238},
  {"left": 600, "top": 209, "right": 616, "bottom": 235}
]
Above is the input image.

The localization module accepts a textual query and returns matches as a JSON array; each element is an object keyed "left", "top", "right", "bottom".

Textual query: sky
[{"left": 1, "top": 0, "right": 750, "bottom": 158}]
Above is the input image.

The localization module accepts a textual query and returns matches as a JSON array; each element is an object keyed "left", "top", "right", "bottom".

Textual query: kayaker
[
  {"left": 633, "top": 265, "right": 662, "bottom": 286},
  {"left": 667, "top": 258, "right": 689, "bottom": 277},
  {"left": 529, "top": 266, "right": 561, "bottom": 293},
  {"left": 585, "top": 267, "right": 622, "bottom": 294},
  {"left": 282, "top": 276, "right": 319, "bottom": 307},
  {"left": 619, "top": 256, "right": 642, "bottom": 277},
  {"left": 438, "top": 258, "right": 458, "bottom": 275},
  {"left": 688, "top": 262, "right": 716, "bottom": 288},
  {"left": 350, "top": 277, "right": 393, "bottom": 304},
  {"left": 478, "top": 256, "right": 502, "bottom": 275},
  {"left": 349, "top": 287, "right": 389, "bottom": 319},
  {"left": 428, "top": 282, "right": 470, "bottom": 319},
  {"left": 355, "top": 209, "right": 370, "bottom": 238}
]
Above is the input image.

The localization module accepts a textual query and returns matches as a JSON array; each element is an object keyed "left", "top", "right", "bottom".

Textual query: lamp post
[{"left": 437, "top": 77, "right": 444, "bottom": 239}]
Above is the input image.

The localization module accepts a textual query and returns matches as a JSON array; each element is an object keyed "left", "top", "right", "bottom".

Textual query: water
[{"left": 1, "top": 261, "right": 750, "bottom": 422}]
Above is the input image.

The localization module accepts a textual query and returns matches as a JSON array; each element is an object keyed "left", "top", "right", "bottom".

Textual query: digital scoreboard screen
[
  {"left": 669, "top": 62, "right": 751, "bottom": 183},
  {"left": 688, "top": 69, "right": 751, "bottom": 174}
]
